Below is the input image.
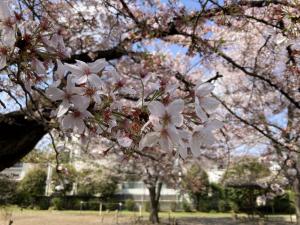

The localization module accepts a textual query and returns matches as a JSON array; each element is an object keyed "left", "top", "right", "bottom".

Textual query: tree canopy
[{"left": 0, "top": 0, "right": 300, "bottom": 223}]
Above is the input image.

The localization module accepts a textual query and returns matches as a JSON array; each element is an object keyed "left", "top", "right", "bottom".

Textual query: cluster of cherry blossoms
[
  {"left": 7, "top": 59, "right": 222, "bottom": 158},
  {"left": 0, "top": 1, "right": 70, "bottom": 73},
  {"left": 0, "top": 1, "right": 18, "bottom": 70},
  {"left": 43, "top": 55, "right": 222, "bottom": 158},
  {"left": 139, "top": 81, "right": 222, "bottom": 158},
  {"left": 46, "top": 59, "right": 106, "bottom": 134},
  {"left": 0, "top": 1, "right": 222, "bottom": 158}
]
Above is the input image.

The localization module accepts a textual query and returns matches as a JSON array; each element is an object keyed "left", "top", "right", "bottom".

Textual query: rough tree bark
[
  {"left": 0, "top": 111, "right": 47, "bottom": 171},
  {"left": 148, "top": 182, "right": 162, "bottom": 224}
]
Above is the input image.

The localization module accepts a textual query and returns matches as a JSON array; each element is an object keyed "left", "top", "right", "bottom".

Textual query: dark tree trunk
[
  {"left": 0, "top": 111, "right": 47, "bottom": 171},
  {"left": 148, "top": 182, "right": 162, "bottom": 224}
]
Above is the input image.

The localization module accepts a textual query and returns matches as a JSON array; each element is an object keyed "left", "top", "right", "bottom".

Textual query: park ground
[{"left": 0, "top": 208, "right": 294, "bottom": 225}]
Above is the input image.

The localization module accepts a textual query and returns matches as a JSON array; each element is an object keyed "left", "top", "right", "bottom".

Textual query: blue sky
[{"left": 160, "top": 0, "right": 224, "bottom": 10}]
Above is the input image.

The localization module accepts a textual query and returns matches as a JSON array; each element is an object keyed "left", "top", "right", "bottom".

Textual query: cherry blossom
[
  {"left": 0, "top": 1, "right": 16, "bottom": 47},
  {"left": 61, "top": 101, "right": 93, "bottom": 134},
  {"left": 46, "top": 76, "right": 88, "bottom": 117},
  {"left": 194, "top": 83, "right": 219, "bottom": 122},
  {"left": 43, "top": 34, "right": 70, "bottom": 58},
  {"left": 116, "top": 131, "right": 133, "bottom": 148},
  {"left": 32, "top": 58, "right": 47, "bottom": 76},
  {"left": 148, "top": 99, "right": 184, "bottom": 127},
  {"left": 177, "top": 130, "right": 191, "bottom": 158},
  {"left": 65, "top": 59, "right": 106, "bottom": 87},
  {"left": 53, "top": 60, "right": 68, "bottom": 85},
  {"left": 190, "top": 119, "right": 223, "bottom": 157},
  {"left": 139, "top": 99, "right": 187, "bottom": 151},
  {"left": 139, "top": 123, "right": 181, "bottom": 151}
]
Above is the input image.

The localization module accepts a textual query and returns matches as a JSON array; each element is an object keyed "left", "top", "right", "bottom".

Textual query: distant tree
[
  {"left": 18, "top": 167, "right": 47, "bottom": 196},
  {"left": 120, "top": 149, "right": 182, "bottom": 224},
  {"left": 17, "top": 167, "right": 47, "bottom": 206},
  {"left": 0, "top": 175, "right": 17, "bottom": 205},
  {"left": 222, "top": 157, "right": 271, "bottom": 213},
  {"left": 21, "top": 149, "right": 54, "bottom": 163},
  {"left": 182, "top": 164, "right": 209, "bottom": 210},
  {"left": 223, "top": 157, "right": 271, "bottom": 185},
  {"left": 77, "top": 168, "right": 118, "bottom": 200}
]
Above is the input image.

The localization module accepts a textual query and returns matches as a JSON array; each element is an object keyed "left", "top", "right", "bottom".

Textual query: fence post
[
  {"left": 115, "top": 210, "right": 119, "bottom": 224},
  {"left": 80, "top": 201, "right": 83, "bottom": 214},
  {"left": 99, "top": 202, "right": 102, "bottom": 216},
  {"left": 139, "top": 204, "right": 142, "bottom": 217}
]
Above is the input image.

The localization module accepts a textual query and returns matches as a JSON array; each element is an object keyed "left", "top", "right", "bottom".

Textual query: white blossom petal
[
  {"left": 46, "top": 87, "right": 64, "bottom": 101},
  {"left": 81, "top": 110, "right": 93, "bottom": 118},
  {"left": 195, "top": 128, "right": 217, "bottom": 146},
  {"left": 73, "top": 118, "right": 86, "bottom": 134},
  {"left": 139, "top": 132, "right": 160, "bottom": 150},
  {"left": 120, "top": 87, "right": 137, "bottom": 95},
  {"left": 93, "top": 93, "right": 102, "bottom": 104},
  {"left": 159, "top": 135, "right": 171, "bottom": 151},
  {"left": 64, "top": 63, "right": 84, "bottom": 76},
  {"left": 118, "top": 136, "right": 132, "bottom": 147},
  {"left": 195, "top": 98, "right": 208, "bottom": 121},
  {"left": 57, "top": 100, "right": 70, "bottom": 117},
  {"left": 75, "top": 75, "right": 88, "bottom": 84},
  {"left": 71, "top": 87, "right": 85, "bottom": 95},
  {"left": 148, "top": 101, "right": 165, "bottom": 117},
  {"left": 71, "top": 95, "right": 90, "bottom": 111},
  {"left": 90, "top": 58, "right": 106, "bottom": 73},
  {"left": 88, "top": 74, "right": 103, "bottom": 87},
  {"left": 178, "top": 130, "right": 191, "bottom": 140},
  {"left": 167, "top": 99, "right": 184, "bottom": 113},
  {"left": 32, "top": 59, "right": 46, "bottom": 75},
  {"left": 2, "top": 30, "right": 15, "bottom": 48},
  {"left": 61, "top": 114, "right": 73, "bottom": 130},
  {"left": 167, "top": 126, "right": 181, "bottom": 145},
  {"left": 171, "top": 114, "right": 183, "bottom": 127},
  {"left": 205, "top": 119, "right": 223, "bottom": 131},
  {"left": 0, "top": 2, "right": 11, "bottom": 19},
  {"left": 0, "top": 55, "right": 6, "bottom": 70},
  {"left": 178, "top": 145, "right": 188, "bottom": 159},
  {"left": 195, "top": 83, "right": 214, "bottom": 97},
  {"left": 191, "top": 133, "right": 201, "bottom": 157},
  {"left": 65, "top": 75, "right": 76, "bottom": 90},
  {"left": 200, "top": 97, "right": 219, "bottom": 112},
  {"left": 55, "top": 60, "right": 66, "bottom": 80}
]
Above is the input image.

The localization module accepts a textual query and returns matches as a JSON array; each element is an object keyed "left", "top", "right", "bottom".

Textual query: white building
[{"left": 0, "top": 163, "right": 35, "bottom": 181}]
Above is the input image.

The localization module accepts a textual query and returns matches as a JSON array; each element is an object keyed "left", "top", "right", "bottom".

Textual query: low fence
[{"left": 17, "top": 196, "right": 182, "bottom": 212}]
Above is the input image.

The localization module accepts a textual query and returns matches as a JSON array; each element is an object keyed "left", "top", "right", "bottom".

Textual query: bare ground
[
  {"left": 0, "top": 210, "right": 293, "bottom": 225},
  {"left": 175, "top": 217, "right": 292, "bottom": 225}
]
